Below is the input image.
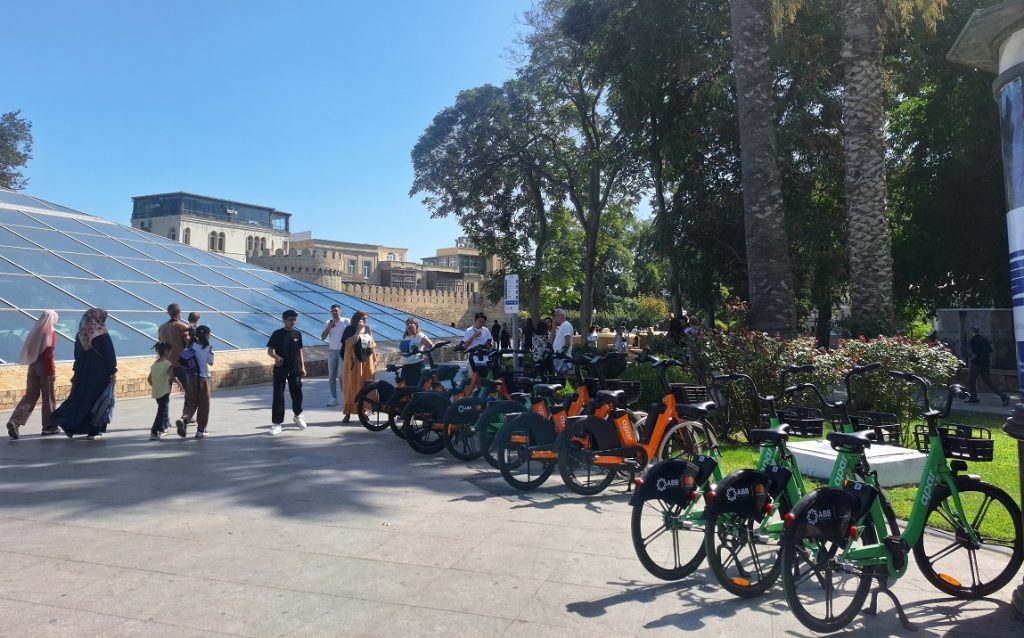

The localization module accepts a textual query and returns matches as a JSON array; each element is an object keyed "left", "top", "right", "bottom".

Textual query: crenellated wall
[{"left": 246, "top": 248, "right": 504, "bottom": 325}]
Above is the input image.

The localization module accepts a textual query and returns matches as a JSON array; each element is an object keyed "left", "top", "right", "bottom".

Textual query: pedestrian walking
[
  {"left": 159, "top": 304, "right": 194, "bottom": 427},
  {"left": 614, "top": 325, "right": 628, "bottom": 354},
  {"left": 321, "top": 304, "right": 349, "bottom": 407},
  {"left": 49, "top": 308, "right": 117, "bottom": 440},
  {"left": 6, "top": 310, "right": 59, "bottom": 439},
  {"left": 342, "top": 311, "right": 377, "bottom": 422},
  {"left": 523, "top": 317, "right": 535, "bottom": 348},
  {"left": 552, "top": 309, "right": 574, "bottom": 375},
  {"left": 500, "top": 322, "right": 511, "bottom": 349},
  {"left": 267, "top": 309, "right": 307, "bottom": 435},
  {"left": 181, "top": 325, "right": 214, "bottom": 439},
  {"left": 148, "top": 342, "right": 174, "bottom": 440},
  {"left": 967, "top": 326, "right": 1010, "bottom": 406}
]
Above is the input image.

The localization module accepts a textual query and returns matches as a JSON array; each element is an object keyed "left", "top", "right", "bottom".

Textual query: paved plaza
[{"left": 0, "top": 379, "right": 1021, "bottom": 637}]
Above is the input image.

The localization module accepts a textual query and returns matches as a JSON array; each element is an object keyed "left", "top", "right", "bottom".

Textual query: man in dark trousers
[
  {"left": 967, "top": 326, "right": 1010, "bottom": 406},
  {"left": 267, "top": 309, "right": 307, "bottom": 434}
]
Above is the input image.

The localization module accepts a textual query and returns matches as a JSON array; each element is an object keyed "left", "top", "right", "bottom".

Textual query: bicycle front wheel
[
  {"left": 912, "top": 479, "right": 1024, "bottom": 599},
  {"left": 657, "top": 420, "right": 711, "bottom": 462},
  {"left": 704, "top": 504, "right": 786, "bottom": 598},
  {"left": 631, "top": 495, "right": 706, "bottom": 580},
  {"left": 496, "top": 422, "right": 555, "bottom": 491},
  {"left": 444, "top": 421, "right": 482, "bottom": 461},
  {"left": 357, "top": 396, "right": 390, "bottom": 432},
  {"left": 780, "top": 503, "right": 876, "bottom": 633}
]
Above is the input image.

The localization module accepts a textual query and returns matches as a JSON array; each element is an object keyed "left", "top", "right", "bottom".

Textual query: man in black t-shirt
[
  {"left": 267, "top": 309, "right": 308, "bottom": 434},
  {"left": 967, "top": 326, "right": 1009, "bottom": 406}
]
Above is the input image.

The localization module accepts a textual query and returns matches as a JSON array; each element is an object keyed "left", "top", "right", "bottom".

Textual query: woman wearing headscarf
[
  {"left": 340, "top": 310, "right": 376, "bottom": 423},
  {"left": 49, "top": 308, "right": 118, "bottom": 440},
  {"left": 6, "top": 311, "right": 59, "bottom": 439}
]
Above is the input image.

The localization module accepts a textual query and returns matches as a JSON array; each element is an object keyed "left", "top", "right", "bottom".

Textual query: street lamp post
[{"left": 948, "top": 0, "right": 1024, "bottom": 620}]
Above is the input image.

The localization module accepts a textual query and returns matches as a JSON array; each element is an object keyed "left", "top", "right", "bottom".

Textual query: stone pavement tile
[
  {"left": 310, "top": 555, "right": 443, "bottom": 602},
  {"left": 291, "top": 597, "right": 512, "bottom": 638},
  {"left": 498, "top": 619, "right": 597, "bottom": 638},
  {"left": 545, "top": 551, "right": 668, "bottom": 589},
  {"left": 480, "top": 520, "right": 588, "bottom": 553},
  {"left": 93, "top": 619, "right": 234, "bottom": 638},
  {"left": 137, "top": 574, "right": 337, "bottom": 636},
  {"left": 404, "top": 569, "right": 543, "bottom": 619},
  {"left": 360, "top": 531, "right": 477, "bottom": 569},
  {"left": 513, "top": 580, "right": 649, "bottom": 634},
  {"left": 447, "top": 538, "right": 564, "bottom": 581},
  {"left": 0, "top": 597, "right": 128, "bottom": 637}
]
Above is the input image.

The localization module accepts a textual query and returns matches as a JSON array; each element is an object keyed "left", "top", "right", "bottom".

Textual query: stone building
[{"left": 131, "top": 192, "right": 291, "bottom": 262}]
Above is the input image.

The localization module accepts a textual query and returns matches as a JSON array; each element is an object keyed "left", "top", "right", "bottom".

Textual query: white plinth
[{"left": 789, "top": 440, "right": 926, "bottom": 487}]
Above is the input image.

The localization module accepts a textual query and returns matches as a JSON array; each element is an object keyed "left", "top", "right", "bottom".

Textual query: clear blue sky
[{"left": 6, "top": 1, "right": 534, "bottom": 261}]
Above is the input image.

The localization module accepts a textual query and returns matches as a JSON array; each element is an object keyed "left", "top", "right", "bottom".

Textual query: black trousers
[
  {"left": 152, "top": 394, "right": 170, "bottom": 433},
  {"left": 272, "top": 367, "right": 303, "bottom": 424},
  {"left": 968, "top": 363, "right": 1007, "bottom": 401}
]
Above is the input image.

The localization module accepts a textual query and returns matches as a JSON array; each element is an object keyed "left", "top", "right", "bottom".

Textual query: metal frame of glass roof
[{"left": 0, "top": 188, "right": 462, "bottom": 363}]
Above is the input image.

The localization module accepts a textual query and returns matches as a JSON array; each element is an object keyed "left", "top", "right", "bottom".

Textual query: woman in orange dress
[{"left": 341, "top": 311, "right": 377, "bottom": 422}]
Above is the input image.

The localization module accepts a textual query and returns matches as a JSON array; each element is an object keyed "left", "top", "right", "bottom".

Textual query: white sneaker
[
  {"left": 326, "top": 399, "right": 338, "bottom": 407},
  {"left": 293, "top": 414, "right": 307, "bottom": 430},
  {"left": 269, "top": 424, "right": 283, "bottom": 435}
]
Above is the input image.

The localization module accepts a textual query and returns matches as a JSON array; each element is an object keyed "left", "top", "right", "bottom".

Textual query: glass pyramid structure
[{"left": 0, "top": 188, "right": 462, "bottom": 363}]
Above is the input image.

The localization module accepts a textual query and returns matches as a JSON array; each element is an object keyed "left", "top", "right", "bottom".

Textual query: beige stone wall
[
  {"left": 134, "top": 216, "right": 288, "bottom": 263},
  {"left": 246, "top": 248, "right": 504, "bottom": 326}
]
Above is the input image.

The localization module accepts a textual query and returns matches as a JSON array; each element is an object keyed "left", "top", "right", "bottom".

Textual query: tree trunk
[
  {"left": 729, "top": 0, "right": 797, "bottom": 336},
  {"left": 812, "top": 270, "right": 833, "bottom": 348},
  {"left": 842, "top": 0, "right": 893, "bottom": 329},
  {"left": 525, "top": 164, "right": 548, "bottom": 320},
  {"left": 578, "top": 208, "right": 600, "bottom": 333}
]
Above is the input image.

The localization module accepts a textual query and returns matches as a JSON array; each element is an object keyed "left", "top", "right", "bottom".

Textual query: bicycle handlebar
[
  {"left": 887, "top": 370, "right": 969, "bottom": 418},
  {"left": 843, "top": 362, "right": 882, "bottom": 408},
  {"left": 784, "top": 382, "right": 838, "bottom": 409}
]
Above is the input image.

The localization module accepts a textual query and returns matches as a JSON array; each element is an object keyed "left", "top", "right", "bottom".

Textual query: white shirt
[
  {"left": 399, "top": 331, "right": 427, "bottom": 366},
  {"left": 614, "top": 333, "right": 627, "bottom": 353},
  {"left": 323, "top": 317, "right": 350, "bottom": 350},
  {"left": 463, "top": 325, "right": 492, "bottom": 351}
]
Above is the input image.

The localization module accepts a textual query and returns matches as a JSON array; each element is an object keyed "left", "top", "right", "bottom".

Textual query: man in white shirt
[
  {"left": 552, "top": 308, "right": 575, "bottom": 375},
  {"left": 462, "top": 312, "right": 493, "bottom": 371},
  {"left": 321, "top": 304, "right": 350, "bottom": 407}
]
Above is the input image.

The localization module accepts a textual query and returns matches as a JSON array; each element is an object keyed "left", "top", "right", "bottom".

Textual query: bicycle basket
[
  {"left": 833, "top": 411, "right": 900, "bottom": 445},
  {"left": 913, "top": 423, "right": 994, "bottom": 462},
  {"left": 606, "top": 379, "right": 642, "bottom": 406},
  {"left": 778, "top": 406, "right": 824, "bottom": 438},
  {"left": 435, "top": 363, "right": 461, "bottom": 383},
  {"left": 671, "top": 384, "right": 708, "bottom": 404}
]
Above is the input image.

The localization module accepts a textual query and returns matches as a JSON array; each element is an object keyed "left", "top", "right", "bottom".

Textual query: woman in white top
[
  {"left": 614, "top": 325, "right": 628, "bottom": 354},
  {"left": 586, "top": 325, "right": 598, "bottom": 348},
  {"left": 399, "top": 318, "right": 433, "bottom": 385}
]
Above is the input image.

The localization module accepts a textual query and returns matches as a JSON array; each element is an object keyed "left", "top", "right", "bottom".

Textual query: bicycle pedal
[{"left": 883, "top": 535, "right": 910, "bottom": 571}]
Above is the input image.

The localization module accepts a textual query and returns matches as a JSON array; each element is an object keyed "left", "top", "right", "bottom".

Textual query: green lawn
[{"left": 713, "top": 410, "right": 1023, "bottom": 540}]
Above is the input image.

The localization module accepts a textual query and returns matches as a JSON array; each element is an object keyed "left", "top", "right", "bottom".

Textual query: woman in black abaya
[{"left": 50, "top": 308, "right": 118, "bottom": 439}]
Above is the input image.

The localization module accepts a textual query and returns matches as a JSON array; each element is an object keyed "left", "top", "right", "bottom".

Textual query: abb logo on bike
[
  {"left": 655, "top": 477, "right": 679, "bottom": 492},
  {"left": 725, "top": 486, "right": 750, "bottom": 502},
  {"left": 804, "top": 507, "right": 833, "bottom": 527},
  {"left": 456, "top": 404, "right": 479, "bottom": 414}
]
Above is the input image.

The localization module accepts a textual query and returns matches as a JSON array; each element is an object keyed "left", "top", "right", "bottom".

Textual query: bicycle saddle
[
  {"left": 826, "top": 429, "right": 875, "bottom": 452},
  {"left": 510, "top": 392, "right": 530, "bottom": 402},
  {"left": 595, "top": 389, "right": 624, "bottom": 404},
  {"left": 675, "top": 401, "right": 717, "bottom": 420},
  {"left": 749, "top": 424, "right": 791, "bottom": 446},
  {"left": 479, "top": 378, "right": 504, "bottom": 390},
  {"left": 532, "top": 383, "right": 563, "bottom": 397}
]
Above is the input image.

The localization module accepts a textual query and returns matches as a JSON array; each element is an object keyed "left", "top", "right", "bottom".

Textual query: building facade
[
  {"left": 247, "top": 232, "right": 408, "bottom": 286},
  {"left": 421, "top": 237, "right": 501, "bottom": 294},
  {"left": 131, "top": 192, "right": 291, "bottom": 262}
]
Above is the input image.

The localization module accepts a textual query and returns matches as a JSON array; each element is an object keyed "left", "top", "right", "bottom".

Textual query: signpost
[{"left": 505, "top": 274, "right": 520, "bottom": 372}]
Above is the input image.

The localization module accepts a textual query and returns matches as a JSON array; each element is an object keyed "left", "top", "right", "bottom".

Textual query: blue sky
[{"left": 5, "top": 1, "right": 534, "bottom": 261}]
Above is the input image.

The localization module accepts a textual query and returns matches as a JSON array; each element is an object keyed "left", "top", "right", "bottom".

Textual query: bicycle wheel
[
  {"left": 631, "top": 495, "right": 706, "bottom": 580},
  {"left": 705, "top": 497, "right": 788, "bottom": 598},
  {"left": 403, "top": 412, "right": 445, "bottom": 455},
  {"left": 657, "top": 420, "right": 711, "bottom": 462},
  {"left": 497, "top": 422, "right": 555, "bottom": 491},
  {"left": 444, "top": 421, "right": 482, "bottom": 461},
  {"left": 357, "top": 395, "right": 390, "bottom": 432},
  {"left": 780, "top": 503, "right": 877, "bottom": 633},
  {"left": 558, "top": 438, "right": 617, "bottom": 496},
  {"left": 912, "top": 479, "right": 1024, "bottom": 599}
]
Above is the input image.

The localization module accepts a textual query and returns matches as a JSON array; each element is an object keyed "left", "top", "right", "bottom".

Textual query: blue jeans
[{"left": 327, "top": 349, "right": 343, "bottom": 400}]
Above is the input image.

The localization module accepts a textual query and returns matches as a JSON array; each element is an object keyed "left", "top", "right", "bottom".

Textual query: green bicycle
[{"left": 780, "top": 371, "right": 1024, "bottom": 633}]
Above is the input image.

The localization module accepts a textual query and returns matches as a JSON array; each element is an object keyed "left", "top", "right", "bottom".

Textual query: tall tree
[
  {"left": 523, "top": 1, "right": 641, "bottom": 331},
  {"left": 841, "top": 0, "right": 947, "bottom": 331},
  {"left": 0, "top": 110, "right": 33, "bottom": 191},
  {"left": 730, "top": 0, "right": 798, "bottom": 335},
  {"left": 410, "top": 82, "right": 559, "bottom": 319}
]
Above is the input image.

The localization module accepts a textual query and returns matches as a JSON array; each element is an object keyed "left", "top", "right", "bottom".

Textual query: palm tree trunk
[
  {"left": 842, "top": 0, "right": 893, "bottom": 329},
  {"left": 730, "top": 0, "right": 797, "bottom": 336}
]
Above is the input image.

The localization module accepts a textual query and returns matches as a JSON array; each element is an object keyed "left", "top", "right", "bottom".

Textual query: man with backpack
[{"left": 158, "top": 303, "right": 195, "bottom": 434}]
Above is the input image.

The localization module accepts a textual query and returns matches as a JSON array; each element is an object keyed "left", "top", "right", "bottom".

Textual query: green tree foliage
[{"left": 0, "top": 110, "right": 33, "bottom": 190}]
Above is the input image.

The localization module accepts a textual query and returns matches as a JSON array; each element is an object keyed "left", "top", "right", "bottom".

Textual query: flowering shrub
[{"left": 689, "top": 331, "right": 963, "bottom": 444}]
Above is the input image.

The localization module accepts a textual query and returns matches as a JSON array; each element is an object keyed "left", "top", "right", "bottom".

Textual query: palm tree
[
  {"left": 842, "top": 0, "right": 947, "bottom": 331},
  {"left": 730, "top": 0, "right": 797, "bottom": 336}
]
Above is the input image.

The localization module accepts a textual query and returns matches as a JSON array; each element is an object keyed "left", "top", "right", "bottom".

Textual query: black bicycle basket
[{"left": 913, "top": 423, "right": 994, "bottom": 462}]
